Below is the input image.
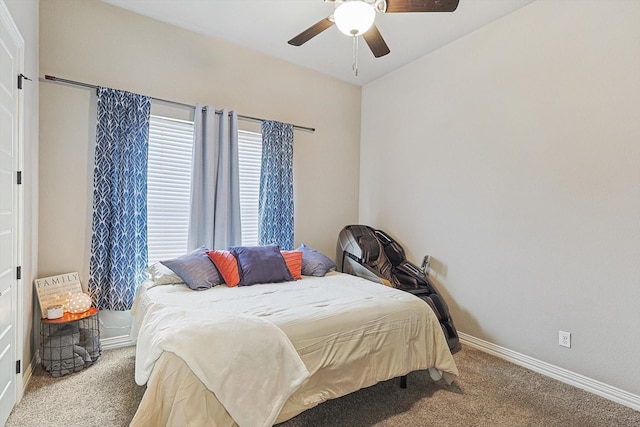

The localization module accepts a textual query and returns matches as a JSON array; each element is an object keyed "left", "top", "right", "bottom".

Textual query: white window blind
[
  {"left": 147, "top": 115, "right": 194, "bottom": 264},
  {"left": 238, "top": 130, "right": 263, "bottom": 246}
]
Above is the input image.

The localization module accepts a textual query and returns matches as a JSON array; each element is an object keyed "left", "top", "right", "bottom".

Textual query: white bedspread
[
  {"left": 131, "top": 272, "right": 458, "bottom": 426},
  {"left": 135, "top": 303, "right": 309, "bottom": 427}
]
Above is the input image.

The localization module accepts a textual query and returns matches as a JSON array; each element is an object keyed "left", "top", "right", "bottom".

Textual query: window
[
  {"left": 147, "top": 115, "right": 194, "bottom": 264},
  {"left": 238, "top": 130, "right": 262, "bottom": 246},
  {"left": 147, "top": 117, "right": 262, "bottom": 263}
]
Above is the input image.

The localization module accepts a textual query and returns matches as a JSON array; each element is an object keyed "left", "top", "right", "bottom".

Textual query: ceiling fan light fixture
[{"left": 334, "top": 1, "right": 375, "bottom": 37}]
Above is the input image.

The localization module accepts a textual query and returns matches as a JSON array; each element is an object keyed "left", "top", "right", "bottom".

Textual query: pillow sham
[
  {"left": 207, "top": 250, "right": 241, "bottom": 287},
  {"left": 230, "top": 245, "right": 294, "bottom": 286},
  {"left": 161, "top": 246, "right": 222, "bottom": 291},
  {"left": 281, "top": 250, "right": 303, "bottom": 280},
  {"left": 296, "top": 243, "right": 337, "bottom": 277},
  {"left": 145, "top": 262, "right": 185, "bottom": 287}
]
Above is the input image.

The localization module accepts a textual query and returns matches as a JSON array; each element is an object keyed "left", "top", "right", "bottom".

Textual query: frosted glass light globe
[
  {"left": 67, "top": 292, "right": 92, "bottom": 314},
  {"left": 334, "top": 1, "right": 375, "bottom": 36}
]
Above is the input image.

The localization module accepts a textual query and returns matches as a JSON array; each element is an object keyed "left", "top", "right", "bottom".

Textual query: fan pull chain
[{"left": 352, "top": 36, "right": 359, "bottom": 77}]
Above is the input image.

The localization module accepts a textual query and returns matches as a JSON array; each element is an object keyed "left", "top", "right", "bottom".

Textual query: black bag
[{"left": 337, "top": 224, "right": 459, "bottom": 351}]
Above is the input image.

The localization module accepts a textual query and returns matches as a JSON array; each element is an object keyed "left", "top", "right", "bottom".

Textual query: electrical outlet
[{"left": 559, "top": 330, "right": 571, "bottom": 348}]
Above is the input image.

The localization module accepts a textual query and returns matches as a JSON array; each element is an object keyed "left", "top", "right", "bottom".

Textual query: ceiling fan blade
[
  {"left": 363, "top": 25, "right": 390, "bottom": 58},
  {"left": 288, "top": 17, "right": 334, "bottom": 46},
  {"left": 385, "top": 0, "right": 459, "bottom": 13}
]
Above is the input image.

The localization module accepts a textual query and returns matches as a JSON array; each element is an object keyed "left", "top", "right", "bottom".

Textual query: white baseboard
[
  {"left": 17, "top": 351, "right": 39, "bottom": 403},
  {"left": 459, "top": 332, "right": 640, "bottom": 412},
  {"left": 23, "top": 352, "right": 37, "bottom": 386},
  {"left": 101, "top": 335, "right": 135, "bottom": 350}
]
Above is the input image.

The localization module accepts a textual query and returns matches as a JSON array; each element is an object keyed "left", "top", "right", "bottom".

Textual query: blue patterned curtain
[
  {"left": 258, "top": 121, "right": 294, "bottom": 249},
  {"left": 88, "top": 88, "right": 151, "bottom": 310}
]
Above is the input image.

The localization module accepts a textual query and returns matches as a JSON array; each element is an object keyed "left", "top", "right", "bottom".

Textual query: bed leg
[{"left": 400, "top": 375, "right": 407, "bottom": 389}]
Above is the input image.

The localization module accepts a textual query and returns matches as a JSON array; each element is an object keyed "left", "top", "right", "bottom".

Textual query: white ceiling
[{"left": 101, "top": 0, "right": 536, "bottom": 86}]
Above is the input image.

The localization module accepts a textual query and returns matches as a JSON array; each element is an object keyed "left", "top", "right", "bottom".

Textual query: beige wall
[
  {"left": 361, "top": 0, "right": 640, "bottom": 396},
  {"left": 36, "top": 0, "right": 639, "bottom": 404},
  {"left": 4, "top": 0, "right": 38, "bottom": 388},
  {"left": 39, "top": 0, "right": 361, "bottom": 336}
]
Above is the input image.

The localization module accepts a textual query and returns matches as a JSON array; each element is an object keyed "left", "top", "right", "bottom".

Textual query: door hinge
[
  {"left": 16, "top": 266, "right": 21, "bottom": 280},
  {"left": 17, "top": 73, "right": 31, "bottom": 90},
  {"left": 16, "top": 360, "right": 21, "bottom": 374},
  {"left": 17, "top": 171, "right": 22, "bottom": 185}
]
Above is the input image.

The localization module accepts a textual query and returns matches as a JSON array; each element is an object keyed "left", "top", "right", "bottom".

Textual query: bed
[{"left": 130, "top": 270, "right": 458, "bottom": 427}]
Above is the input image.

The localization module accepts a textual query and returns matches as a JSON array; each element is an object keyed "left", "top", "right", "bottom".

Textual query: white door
[{"left": 0, "top": 2, "right": 22, "bottom": 424}]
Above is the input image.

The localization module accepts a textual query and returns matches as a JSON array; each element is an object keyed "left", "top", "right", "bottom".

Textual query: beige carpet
[{"left": 7, "top": 344, "right": 640, "bottom": 426}]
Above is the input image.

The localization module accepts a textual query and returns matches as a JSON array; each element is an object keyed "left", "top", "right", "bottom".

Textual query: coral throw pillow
[
  {"left": 281, "top": 250, "right": 303, "bottom": 280},
  {"left": 207, "top": 250, "right": 240, "bottom": 287}
]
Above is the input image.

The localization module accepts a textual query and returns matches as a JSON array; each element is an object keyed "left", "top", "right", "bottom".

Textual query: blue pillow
[
  {"left": 296, "top": 244, "right": 336, "bottom": 277},
  {"left": 161, "top": 246, "right": 222, "bottom": 291},
  {"left": 230, "top": 245, "right": 293, "bottom": 286}
]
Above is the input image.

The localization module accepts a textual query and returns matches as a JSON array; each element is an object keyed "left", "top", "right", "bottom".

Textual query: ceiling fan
[{"left": 288, "top": 0, "right": 460, "bottom": 60}]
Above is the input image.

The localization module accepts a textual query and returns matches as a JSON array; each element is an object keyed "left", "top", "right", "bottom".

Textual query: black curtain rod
[{"left": 41, "top": 75, "right": 316, "bottom": 133}]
